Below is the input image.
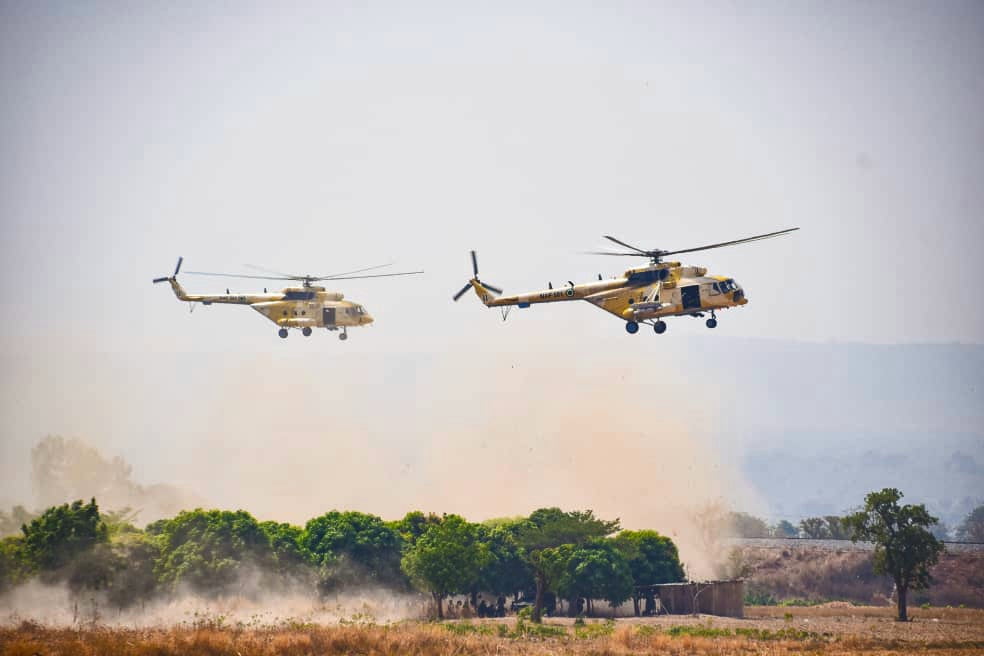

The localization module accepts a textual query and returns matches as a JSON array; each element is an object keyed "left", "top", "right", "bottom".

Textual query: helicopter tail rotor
[
  {"left": 153, "top": 257, "right": 183, "bottom": 284},
  {"left": 453, "top": 250, "right": 503, "bottom": 303}
]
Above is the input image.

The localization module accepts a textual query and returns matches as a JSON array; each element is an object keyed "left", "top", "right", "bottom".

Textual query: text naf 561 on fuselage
[
  {"left": 153, "top": 259, "right": 422, "bottom": 340},
  {"left": 453, "top": 228, "right": 798, "bottom": 335}
]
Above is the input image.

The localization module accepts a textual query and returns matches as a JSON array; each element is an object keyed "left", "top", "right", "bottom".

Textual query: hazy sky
[{"left": 1, "top": 3, "right": 982, "bottom": 533}]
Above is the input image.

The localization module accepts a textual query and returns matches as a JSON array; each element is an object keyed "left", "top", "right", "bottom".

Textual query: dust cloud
[
  {"left": 0, "top": 580, "right": 427, "bottom": 627},
  {"left": 3, "top": 337, "right": 761, "bottom": 580}
]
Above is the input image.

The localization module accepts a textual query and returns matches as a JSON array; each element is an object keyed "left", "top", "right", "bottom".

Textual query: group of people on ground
[{"left": 442, "top": 596, "right": 508, "bottom": 619}]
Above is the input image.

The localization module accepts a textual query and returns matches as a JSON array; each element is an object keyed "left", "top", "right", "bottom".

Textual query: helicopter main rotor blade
[
  {"left": 315, "top": 262, "right": 395, "bottom": 279},
  {"left": 584, "top": 251, "right": 645, "bottom": 256},
  {"left": 660, "top": 227, "right": 800, "bottom": 257},
  {"left": 174, "top": 257, "right": 183, "bottom": 277},
  {"left": 184, "top": 271, "right": 295, "bottom": 281},
  {"left": 244, "top": 263, "right": 298, "bottom": 278},
  {"left": 453, "top": 283, "right": 472, "bottom": 301},
  {"left": 603, "top": 235, "right": 649, "bottom": 254},
  {"left": 471, "top": 251, "right": 479, "bottom": 277},
  {"left": 316, "top": 271, "right": 424, "bottom": 281},
  {"left": 152, "top": 277, "right": 170, "bottom": 283}
]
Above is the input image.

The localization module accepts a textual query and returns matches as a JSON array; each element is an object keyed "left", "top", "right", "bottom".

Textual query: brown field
[{"left": 2, "top": 607, "right": 983, "bottom": 655}]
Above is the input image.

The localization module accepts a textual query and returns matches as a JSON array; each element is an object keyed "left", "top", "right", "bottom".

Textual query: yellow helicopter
[
  {"left": 453, "top": 228, "right": 798, "bottom": 334},
  {"left": 153, "top": 259, "right": 423, "bottom": 339}
]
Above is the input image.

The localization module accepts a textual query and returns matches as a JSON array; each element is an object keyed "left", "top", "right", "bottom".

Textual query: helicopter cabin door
[
  {"left": 322, "top": 307, "right": 336, "bottom": 327},
  {"left": 681, "top": 285, "right": 701, "bottom": 310}
]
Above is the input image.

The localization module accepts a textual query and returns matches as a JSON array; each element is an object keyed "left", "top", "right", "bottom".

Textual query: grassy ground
[{"left": 3, "top": 606, "right": 984, "bottom": 655}]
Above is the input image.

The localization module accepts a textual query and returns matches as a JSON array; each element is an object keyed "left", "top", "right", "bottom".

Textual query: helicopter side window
[{"left": 284, "top": 291, "right": 315, "bottom": 301}]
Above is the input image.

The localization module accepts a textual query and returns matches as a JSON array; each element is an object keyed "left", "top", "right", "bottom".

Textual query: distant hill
[{"left": 680, "top": 338, "right": 984, "bottom": 528}]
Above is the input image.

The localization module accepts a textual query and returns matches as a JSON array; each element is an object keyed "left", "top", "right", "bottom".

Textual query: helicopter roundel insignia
[{"left": 565, "top": 287, "right": 575, "bottom": 297}]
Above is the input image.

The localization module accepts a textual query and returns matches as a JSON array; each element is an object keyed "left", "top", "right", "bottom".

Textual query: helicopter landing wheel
[
  {"left": 278, "top": 328, "right": 288, "bottom": 339},
  {"left": 625, "top": 321, "right": 639, "bottom": 335},
  {"left": 302, "top": 327, "right": 312, "bottom": 337},
  {"left": 706, "top": 318, "right": 717, "bottom": 329},
  {"left": 339, "top": 330, "right": 348, "bottom": 341},
  {"left": 654, "top": 321, "right": 667, "bottom": 334}
]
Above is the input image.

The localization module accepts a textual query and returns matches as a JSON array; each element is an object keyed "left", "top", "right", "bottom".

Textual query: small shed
[{"left": 637, "top": 580, "right": 744, "bottom": 618}]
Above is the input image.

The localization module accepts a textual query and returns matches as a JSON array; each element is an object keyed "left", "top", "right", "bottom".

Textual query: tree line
[
  {"left": 724, "top": 504, "right": 983, "bottom": 542},
  {"left": 0, "top": 503, "right": 683, "bottom": 621}
]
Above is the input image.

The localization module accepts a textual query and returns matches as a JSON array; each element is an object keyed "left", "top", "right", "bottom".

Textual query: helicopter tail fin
[
  {"left": 168, "top": 278, "right": 191, "bottom": 301},
  {"left": 470, "top": 279, "right": 502, "bottom": 306}
]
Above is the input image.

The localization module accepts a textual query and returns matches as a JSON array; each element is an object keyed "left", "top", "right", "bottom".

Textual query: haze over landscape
[{"left": 1, "top": 0, "right": 982, "bottom": 584}]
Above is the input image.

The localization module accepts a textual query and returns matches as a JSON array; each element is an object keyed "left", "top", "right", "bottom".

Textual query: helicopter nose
[{"left": 363, "top": 313, "right": 374, "bottom": 324}]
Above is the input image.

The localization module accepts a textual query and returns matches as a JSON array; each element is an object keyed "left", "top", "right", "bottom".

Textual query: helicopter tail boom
[{"left": 168, "top": 277, "right": 191, "bottom": 301}]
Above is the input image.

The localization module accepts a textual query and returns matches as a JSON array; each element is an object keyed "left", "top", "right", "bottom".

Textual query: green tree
[
  {"left": 611, "top": 530, "right": 684, "bottom": 615},
  {"left": 727, "top": 512, "right": 770, "bottom": 538},
  {"left": 772, "top": 520, "right": 798, "bottom": 538},
  {"left": 799, "top": 517, "right": 829, "bottom": 539},
  {"left": 147, "top": 509, "right": 274, "bottom": 595},
  {"left": 302, "top": 511, "right": 404, "bottom": 592},
  {"left": 956, "top": 506, "right": 984, "bottom": 543},
  {"left": 105, "top": 532, "right": 160, "bottom": 609},
  {"left": 259, "top": 521, "right": 314, "bottom": 585},
  {"left": 476, "top": 524, "right": 532, "bottom": 605},
  {"left": 556, "top": 539, "right": 633, "bottom": 617},
  {"left": 515, "top": 508, "right": 620, "bottom": 622},
  {"left": 824, "top": 515, "right": 851, "bottom": 540},
  {"left": 400, "top": 514, "right": 488, "bottom": 619},
  {"left": 843, "top": 488, "right": 944, "bottom": 621},
  {"left": 387, "top": 511, "right": 443, "bottom": 545},
  {"left": 21, "top": 499, "right": 108, "bottom": 575},
  {"left": 0, "top": 536, "right": 30, "bottom": 593}
]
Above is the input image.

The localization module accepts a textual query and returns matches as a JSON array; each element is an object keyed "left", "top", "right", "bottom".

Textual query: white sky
[
  {"left": 1, "top": 1, "right": 982, "bottom": 347},
  {"left": 0, "top": 2, "right": 981, "bottom": 523}
]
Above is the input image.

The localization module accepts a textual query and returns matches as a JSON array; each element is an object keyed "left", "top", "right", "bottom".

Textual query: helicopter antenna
[{"left": 588, "top": 227, "right": 799, "bottom": 263}]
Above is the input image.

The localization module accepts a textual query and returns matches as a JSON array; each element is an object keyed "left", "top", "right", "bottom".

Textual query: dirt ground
[{"left": 622, "top": 605, "right": 984, "bottom": 643}]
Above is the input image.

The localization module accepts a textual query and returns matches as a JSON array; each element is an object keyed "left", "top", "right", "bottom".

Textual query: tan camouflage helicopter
[
  {"left": 153, "top": 259, "right": 422, "bottom": 339},
  {"left": 453, "top": 228, "right": 798, "bottom": 334}
]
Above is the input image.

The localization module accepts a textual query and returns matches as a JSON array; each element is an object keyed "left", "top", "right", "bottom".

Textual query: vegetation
[
  {"left": 726, "top": 512, "right": 771, "bottom": 538},
  {"left": 799, "top": 515, "right": 850, "bottom": 539},
  {"left": 400, "top": 514, "right": 489, "bottom": 618},
  {"left": 771, "top": 520, "right": 798, "bottom": 538},
  {"left": 843, "top": 488, "right": 945, "bottom": 621},
  {"left": 611, "top": 529, "right": 685, "bottom": 615},
  {"left": 303, "top": 511, "right": 403, "bottom": 592},
  {"left": 1, "top": 487, "right": 969, "bottom": 621},
  {"left": 956, "top": 505, "right": 984, "bottom": 543},
  {"left": 515, "top": 508, "right": 621, "bottom": 622},
  {"left": 4, "top": 607, "right": 984, "bottom": 656}
]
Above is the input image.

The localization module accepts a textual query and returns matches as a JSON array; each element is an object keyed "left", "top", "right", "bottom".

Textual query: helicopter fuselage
[
  {"left": 166, "top": 279, "right": 373, "bottom": 330},
  {"left": 470, "top": 262, "right": 747, "bottom": 325}
]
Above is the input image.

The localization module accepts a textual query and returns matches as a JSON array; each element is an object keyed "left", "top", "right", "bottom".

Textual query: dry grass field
[
  {"left": 2, "top": 606, "right": 982, "bottom": 656},
  {"left": 739, "top": 545, "right": 984, "bottom": 608}
]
